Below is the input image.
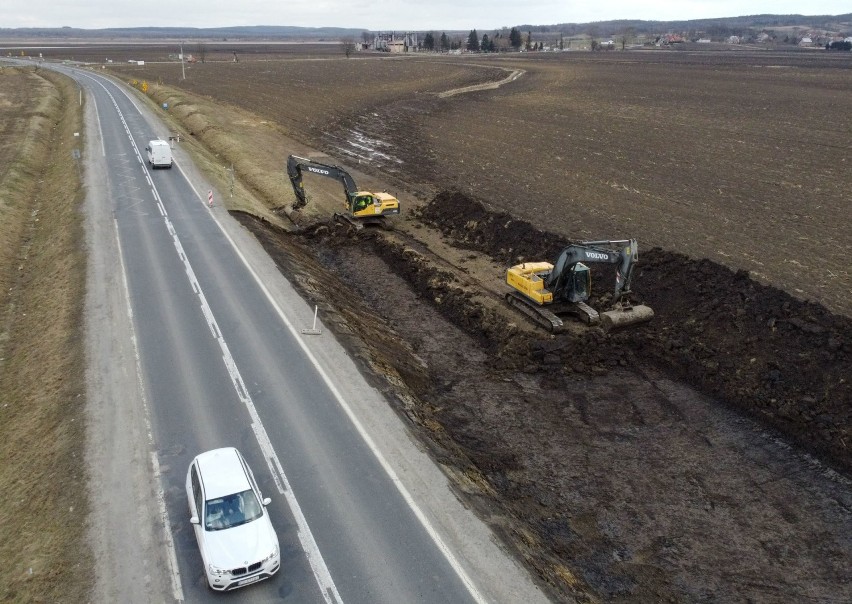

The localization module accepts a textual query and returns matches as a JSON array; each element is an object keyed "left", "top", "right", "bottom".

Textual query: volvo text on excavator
[
  {"left": 505, "top": 239, "right": 654, "bottom": 332},
  {"left": 287, "top": 155, "right": 400, "bottom": 229}
]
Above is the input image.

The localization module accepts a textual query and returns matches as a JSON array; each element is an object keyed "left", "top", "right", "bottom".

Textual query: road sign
[{"left": 207, "top": 190, "right": 214, "bottom": 207}]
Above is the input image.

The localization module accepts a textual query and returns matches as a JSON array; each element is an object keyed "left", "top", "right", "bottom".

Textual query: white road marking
[
  {"left": 88, "top": 74, "right": 344, "bottom": 604},
  {"left": 114, "top": 220, "right": 185, "bottom": 603},
  {"left": 199, "top": 166, "right": 489, "bottom": 604}
]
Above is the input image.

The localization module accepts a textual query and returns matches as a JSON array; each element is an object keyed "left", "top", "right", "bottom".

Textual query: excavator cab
[
  {"left": 349, "top": 191, "right": 400, "bottom": 219},
  {"left": 352, "top": 194, "right": 373, "bottom": 213},
  {"left": 565, "top": 263, "right": 591, "bottom": 303}
]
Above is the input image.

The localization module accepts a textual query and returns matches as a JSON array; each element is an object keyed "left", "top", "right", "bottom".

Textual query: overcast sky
[{"left": 5, "top": 1, "right": 849, "bottom": 31}]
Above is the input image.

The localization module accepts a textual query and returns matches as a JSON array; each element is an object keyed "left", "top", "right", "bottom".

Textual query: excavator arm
[
  {"left": 287, "top": 155, "right": 358, "bottom": 210},
  {"left": 286, "top": 154, "right": 400, "bottom": 228}
]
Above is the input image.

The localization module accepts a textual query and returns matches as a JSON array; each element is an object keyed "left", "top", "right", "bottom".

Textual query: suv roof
[{"left": 195, "top": 447, "right": 252, "bottom": 499}]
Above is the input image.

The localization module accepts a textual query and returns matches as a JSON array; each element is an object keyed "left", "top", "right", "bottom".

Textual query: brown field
[
  {"left": 21, "top": 45, "right": 852, "bottom": 602},
  {"left": 103, "top": 47, "right": 852, "bottom": 316}
]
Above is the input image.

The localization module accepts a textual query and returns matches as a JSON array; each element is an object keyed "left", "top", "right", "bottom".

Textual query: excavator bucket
[{"left": 600, "top": 304, "right": 654, "bottom": 331}]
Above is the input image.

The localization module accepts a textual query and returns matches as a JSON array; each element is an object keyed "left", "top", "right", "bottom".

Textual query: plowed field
[{"left": 101, "top": 47, "right": 851, "bottom": 602}]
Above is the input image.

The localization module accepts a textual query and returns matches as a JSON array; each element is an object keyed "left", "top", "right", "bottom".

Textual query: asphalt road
[{"left": 34, "top": 62, "right": 551, "bottom": 604}]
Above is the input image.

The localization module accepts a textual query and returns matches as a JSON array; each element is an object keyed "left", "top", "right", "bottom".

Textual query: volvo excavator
[
  {"left": 287, "top": 155, "right": 400, "bottom": 229},
  {"left": 505, "top": 238, "right": 654, "bottom": 332}
]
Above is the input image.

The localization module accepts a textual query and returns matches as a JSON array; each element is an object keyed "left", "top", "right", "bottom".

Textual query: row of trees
[
  {"left": 826, "top": 40, "right": 852, "bottom": 50},
  {"left": 433, "top": 27, "right": 849, "bottom": 52},
  {"left": 420, "top": 27, "right": 558, "bottom": 52},
  {"left": 347, "top": 25, "right": 851, "bottom": 56}
]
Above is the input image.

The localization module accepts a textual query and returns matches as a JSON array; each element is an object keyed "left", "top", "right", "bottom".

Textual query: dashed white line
[
  {"left": 200, "top": 169, "right": 490, "bottom": 604},
  {"left": 89, "top": 74, "right": 344, "bottom": 604}
]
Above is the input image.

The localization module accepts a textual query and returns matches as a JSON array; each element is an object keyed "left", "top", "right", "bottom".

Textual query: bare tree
[
  {"left": 341, "top": 37, "right": 356, "bottom": 57},
  {"left": 587, "top": 25, "right": 599, "bottom": 50},
  {"left": 621, "top": 27, "right": 636, "bottom": 50},
  {"left": 194, "top": 42, "right": 208, "bottom": 63}
]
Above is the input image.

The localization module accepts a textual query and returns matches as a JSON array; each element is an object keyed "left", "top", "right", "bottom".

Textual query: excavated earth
[
  {"left": 96, "top": 46, "right": 850, "bottom": 602},
  {"left": 234, "top": 188, "right": 851, "bottom": 603}
]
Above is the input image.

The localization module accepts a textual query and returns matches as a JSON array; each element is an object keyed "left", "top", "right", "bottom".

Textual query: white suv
[{"left": 185, "top": 447, "right": 280, "bottom": 591}]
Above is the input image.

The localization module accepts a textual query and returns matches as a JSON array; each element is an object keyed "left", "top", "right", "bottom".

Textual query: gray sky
[{"left": 5, "top": 1, "right": 850, "bottom": 31}]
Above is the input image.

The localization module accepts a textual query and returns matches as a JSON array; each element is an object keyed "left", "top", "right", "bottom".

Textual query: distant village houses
[
  {"left": 655, "top": 33, "right": 685, "bottom": 46},
  {"left": 358, "top": 32, "right": 419, "bottom": 52}
]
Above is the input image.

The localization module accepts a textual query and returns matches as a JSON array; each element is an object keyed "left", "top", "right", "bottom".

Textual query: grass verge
[{"left": 0, "top": 66, "right": 90, "bottom": 603}]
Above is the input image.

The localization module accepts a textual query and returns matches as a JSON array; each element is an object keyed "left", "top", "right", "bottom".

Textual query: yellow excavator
[
  {"left": 287, "top": 155, "right": 400, "bottom": 229},
  {"left": 506, "top": 238, "right": 654, "bottom": 332}
]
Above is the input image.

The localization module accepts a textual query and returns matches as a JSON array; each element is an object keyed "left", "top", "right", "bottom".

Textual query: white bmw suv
[{"left": 185, "top": 447, "right": 280, "bottom": 591}]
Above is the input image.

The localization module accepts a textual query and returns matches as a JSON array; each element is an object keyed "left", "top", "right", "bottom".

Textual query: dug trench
[{"left": 234, "top": 189, "right": 850, "bottom": 603}]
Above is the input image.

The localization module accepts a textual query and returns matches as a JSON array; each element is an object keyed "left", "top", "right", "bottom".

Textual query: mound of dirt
[
  {"left": 417, "top": 190, "right": 851, "bottom": 474},
  {"left": 233, "top": 188, "right": 851, "bottom": 602}
]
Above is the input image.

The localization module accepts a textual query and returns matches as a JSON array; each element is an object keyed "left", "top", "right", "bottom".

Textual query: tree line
[{"left": 420, "top": 27, "right": 558, "bottom": 52}]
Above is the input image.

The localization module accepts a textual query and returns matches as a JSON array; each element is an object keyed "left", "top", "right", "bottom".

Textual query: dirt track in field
[{"left": 100, "top": 47, "right": 851, "bottom": 602}]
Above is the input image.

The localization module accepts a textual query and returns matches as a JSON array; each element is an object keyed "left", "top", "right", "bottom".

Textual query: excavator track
[
  {"left": 564, "top": 301, "right": 600, "bottom": 326},
  {"left": 505, "top": 291, "right": 565, "bottom": 333},
  {"left": 334, "top": 213, "right": 393, "bottom": 231},
  {"left": 333, "top": 212, "right": 364, "bottom": 230}
]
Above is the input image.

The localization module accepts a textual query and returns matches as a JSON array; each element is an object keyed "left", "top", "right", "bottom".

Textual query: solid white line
[
  {"left": 171, "top": 220, "right": 343, "bottom": 604},
  {"left": 90, "top": 69, "right": 485, "bottom": 603},
  {"left": 89, "top": 73, "right": 343, "bottom": 604},
  {"left": 90, "top": 89, "right": 106, "bottom": 157},
  {"left": 114, "top": 219, "right": 185, "bottom": 603},
  {"left": 203, "top": 202, "right": 489, "bottom": 604},
  {"left": 77, "top": 67, "right": 183, "bottom": 601}
]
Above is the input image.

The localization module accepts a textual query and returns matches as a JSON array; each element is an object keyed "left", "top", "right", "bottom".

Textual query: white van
[{"left": 146, "top": 139, "right": 173, "bottom": 169}]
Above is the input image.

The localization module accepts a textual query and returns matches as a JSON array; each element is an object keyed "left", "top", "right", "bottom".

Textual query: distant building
[
  {"left": 656, "top": 33, "right": 685, "bottom": 46},
  {"left": 727, "top": 36, "right": 740, "bottom": 44},
  {"left": 799, "top": 37, "right": 813, "bottom": 46},
  {"left": 367, "top": 32, "right": 418, "bottom": 52}
]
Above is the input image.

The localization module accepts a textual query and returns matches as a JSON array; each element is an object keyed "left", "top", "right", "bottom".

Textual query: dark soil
[
  {"left": 95, "top": 42, "right": 851, "bottom": 603},
  {"left": 29, "top": 41, "right": 852, "bottom": 604},
  {"left": 415, "top": 190, "right": 852, "bottom": 474},
  {"left": 233, "top": 187, "right": 851, "bottom": 603}
]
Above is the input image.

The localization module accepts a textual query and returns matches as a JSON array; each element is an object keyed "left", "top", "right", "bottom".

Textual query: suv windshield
[{"left": 205, "top": 489, "right": 263, "bottom": 530}]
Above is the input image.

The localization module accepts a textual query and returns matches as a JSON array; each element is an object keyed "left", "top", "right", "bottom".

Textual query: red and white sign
[{"left": 207, "top": 190, "right": 214, "bottom": 207}]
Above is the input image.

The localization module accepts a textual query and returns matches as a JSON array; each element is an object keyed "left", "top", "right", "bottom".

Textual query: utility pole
[{"left": 180, "top": 41, "right": 186, "bottom": 80}]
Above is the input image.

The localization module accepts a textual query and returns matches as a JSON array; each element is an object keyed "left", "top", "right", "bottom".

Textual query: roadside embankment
[{"left": 0, "top": 65, "right": 90, "bottom": 603}]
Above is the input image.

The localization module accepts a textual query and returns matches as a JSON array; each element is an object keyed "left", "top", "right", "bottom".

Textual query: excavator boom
[
  {"left": 286, "top": 155, "right": 400, "bottom": 228},
  {"left": 287, "top": 155, "right": 358, "bottom": 210}
]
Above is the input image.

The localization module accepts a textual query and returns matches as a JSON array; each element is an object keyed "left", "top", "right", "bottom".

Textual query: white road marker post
[
  {"left": 207, "top": 189, "right": 214, "bottom": 208},
  {"left": 301, "top": 305, "right": 322, "bottom": 336}
]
